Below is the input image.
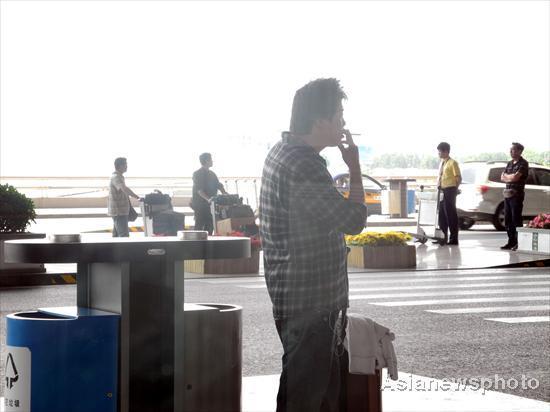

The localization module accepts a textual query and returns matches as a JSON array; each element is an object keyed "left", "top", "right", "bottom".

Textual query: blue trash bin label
[{"left": 4, "top": 346, "right": 31, "bottom": 411}]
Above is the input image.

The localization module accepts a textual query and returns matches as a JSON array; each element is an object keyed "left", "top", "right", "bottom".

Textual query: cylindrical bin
[
  {"left": 183, "top": 303, "right": 242, "bottom": 412},
  {"left": 407, "top": 189, "right": 416, "bottom": 214},
  {"left": 4, "top": 306, "right": 119, "bottom": 412}
]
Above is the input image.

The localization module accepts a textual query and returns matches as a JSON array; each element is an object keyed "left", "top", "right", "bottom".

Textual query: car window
[
  {"left": 534, "top": 169, "right": 550, "bottom": 186},
  {"left": 334, "top": 175, "right": 349, "bottom": 189},
  {"left": 488, "top": 167, "right": 505, "bottom": 183},
  {"left": 461, "top": 166, "right": 480, "bottom": 184},
  {"left": 362, "top": 177, "right": 381, "bottom": 190},
  {"left": 526, "top": 169, "right": 537, "bottom": 185}
]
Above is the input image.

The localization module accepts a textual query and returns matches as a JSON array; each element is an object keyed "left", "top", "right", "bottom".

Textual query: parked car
[
  {"left": 333, "top": 173, "right": 386, "bottom": 216},
  {"left": 456, "top": 161, "right": 550, "bottom": 230}
]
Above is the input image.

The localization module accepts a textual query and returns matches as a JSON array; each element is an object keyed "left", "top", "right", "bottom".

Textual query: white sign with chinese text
[{"left": 3, "top": 346, "right": 31, "bottom": 412}]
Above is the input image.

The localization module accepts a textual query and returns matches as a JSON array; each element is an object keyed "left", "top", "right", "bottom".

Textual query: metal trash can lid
[
  {"left": 48, "top": 234, "right": 81, "bottom": 243},
  {"left": 177, "top": 230, "right": 208, "bottom": 240}
]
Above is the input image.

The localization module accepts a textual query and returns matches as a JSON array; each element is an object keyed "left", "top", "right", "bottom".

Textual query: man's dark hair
[
  {"left": 199, "top": 152, "right": 212, "bottom": 166},
  {"left": 114, "top": 157, "right": 127, "bottom": 170},
  {"left": 289, "top": 78, "right": 347, "bottom": 135},
  {"left": 437, "top": 142, "right": 451, "bottom": 153},
  {"left": 511, "top": 142, "right": 524, "bottom": 152}
]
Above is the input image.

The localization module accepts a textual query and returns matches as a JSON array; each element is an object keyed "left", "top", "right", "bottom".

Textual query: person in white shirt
[{"left": 108, "top": 157, "right": 141, "bottom": 237}]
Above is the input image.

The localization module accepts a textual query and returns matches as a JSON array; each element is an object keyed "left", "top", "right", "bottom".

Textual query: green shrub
[{"left": 0, "top": 184, "right": 36, "bottom": 233}]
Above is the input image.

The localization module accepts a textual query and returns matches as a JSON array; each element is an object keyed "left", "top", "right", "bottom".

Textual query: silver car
[{"left": 457, "top": 161, "right": 550, "bottom": 230}]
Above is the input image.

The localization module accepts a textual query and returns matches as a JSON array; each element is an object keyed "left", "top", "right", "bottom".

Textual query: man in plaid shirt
[{"left": 260, "top": 78, "right": 367, "bottom": 411}]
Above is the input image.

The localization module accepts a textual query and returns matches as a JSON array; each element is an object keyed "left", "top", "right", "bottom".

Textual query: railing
[
  {"left": 1, "top": 175, "right": 437, "bottom": 219},
  {"left": 0, "top": 176, "right": 263, "bottom": 218}
]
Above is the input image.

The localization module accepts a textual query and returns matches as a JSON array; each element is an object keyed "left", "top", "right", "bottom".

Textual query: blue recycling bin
[
  {"left": 407, "top": 189, "right": 416, "bottom": 214},
  {"left": 5, "top": 306, "right": 119, "bottom": 412}
]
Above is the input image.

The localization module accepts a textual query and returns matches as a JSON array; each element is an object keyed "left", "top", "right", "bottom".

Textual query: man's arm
[
  {"left": 194, "top": 171, "right": 212, "bottom": 202},
  {"left": 121, "top": 186, "right": 140, "bottom": 200},
  {"left": 289, "top": 130, "right": 367, "bottom": 235},
  {"left": 198, "top": 190, "right": 212, "bottom": 202},
  {"left": 501, "top": 171, "right": 523, "bottom": 183},
  {"left": 218, "top": 181, "right": 229, "bottom": 195},
  {"left": 113, "top": 176, "right": 140, "bottom": 199},
  {"left": 340, "top": 131, "right": 364, "bottom": 204},
  {"left": 453, "top": 162, "right": 462, "bottom": 187}
]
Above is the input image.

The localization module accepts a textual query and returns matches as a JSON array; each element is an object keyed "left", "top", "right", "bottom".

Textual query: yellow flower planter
[
  {"left": 346, "top": 231, "right": 415, "bottom": 269},
  {"left": 347, "top": 244, "right": 416, "bottom": 269}
]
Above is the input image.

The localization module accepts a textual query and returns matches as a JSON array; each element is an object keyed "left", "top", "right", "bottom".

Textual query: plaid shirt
[{"left": 259, "top": 136, "right": 367, "bottom": 319}]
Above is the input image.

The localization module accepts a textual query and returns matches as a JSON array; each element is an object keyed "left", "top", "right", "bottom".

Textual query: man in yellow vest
[{"left": 436, "top": 142, "right": 462, "bottom": 245}]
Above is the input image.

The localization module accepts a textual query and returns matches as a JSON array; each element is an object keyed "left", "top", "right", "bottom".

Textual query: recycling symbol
[{"left": 5, "top": 353, "right": 19, "bottom": 389}]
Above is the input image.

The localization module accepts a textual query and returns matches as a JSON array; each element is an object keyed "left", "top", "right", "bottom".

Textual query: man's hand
[{"left": 337, "top": 130, "right": 360, "bottom": 172}]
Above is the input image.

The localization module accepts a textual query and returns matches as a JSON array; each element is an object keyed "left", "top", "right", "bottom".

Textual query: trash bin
[
  {"left": 407, "top": 189, "right": 416, "bottom": 214},
  {"left": 4, "top": 306, "right": 119, "bottom": 412},
  {"left": 183, "top": 303, "right": 242, "bottom": 412},
  {"left": 381, "top": 189, "right": 401, "bottom": 215}
]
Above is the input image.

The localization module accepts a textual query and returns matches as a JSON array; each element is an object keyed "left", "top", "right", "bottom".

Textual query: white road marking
[
  {"left": 239, "top": 275, "right": 550, "bottom": 289},
  {"left": 349, "top": 287, "right": 547, "bottom": 300},
  {"left": 484, "top": 316, "right": 550, "bottom": 323},
  {"left": 368, "top": 296, "right": 550, "bottom": 307},
  {"left": 427, "top": 305, "right": 550, "bottom": 314},
  {"left": 350, "top": 281, "right": 550, "bottom": 292}
]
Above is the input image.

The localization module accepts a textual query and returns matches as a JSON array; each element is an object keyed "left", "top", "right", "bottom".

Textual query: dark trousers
[
  {"left": 504, "top": 195, "right": 524, "bottom": 245},
  {"left": 438, "top": 186, "right": 459, "bottom": 244},
  {"left": 112, "top": 215, "right": 129, "bottom": 237},
  {"left": 194, "top": 206, "right": 214, "bottom": 235},
  {"left": 275, "top": 311, "right": 346, "bottom": 412}
]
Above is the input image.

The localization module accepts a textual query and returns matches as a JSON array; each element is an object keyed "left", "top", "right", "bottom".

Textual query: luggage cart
[
  {"left": 209, "top": 194, "right": 242, "bottom": 235},
  {"left": 407, "top": 188, "right": 446, "bottom": 245},
  {"left": 141, "top": 190, "right": 185, "bottom": 236}
]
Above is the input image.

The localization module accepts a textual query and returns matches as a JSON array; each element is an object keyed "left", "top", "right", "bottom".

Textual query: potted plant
[
  {"left": 517, "top": 213, "right": 550, "bottom": 255},
  {"left": 0, "top": 183, "right": 46, "bottom": 273},
  {"left": 346, "top": 231, "right": 416, "bottom": 269}
]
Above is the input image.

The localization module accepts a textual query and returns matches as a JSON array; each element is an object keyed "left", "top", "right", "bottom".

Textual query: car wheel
[
  {"left": 459, "top": 217, "right": 475, "bottom": 230},
  {"left": 492, "top": 203, "right": 506, "bottom": 231}
]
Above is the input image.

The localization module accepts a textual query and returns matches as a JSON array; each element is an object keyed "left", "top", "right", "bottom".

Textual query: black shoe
[
  {"left": 500, "top": 243, "right": 512, "bottom": 250},
  {"left": 448, "top": 241, "right": 459, "bottom": 246},
  {"left": 510, "top": 244, "right": 518, "bottom": 251}
]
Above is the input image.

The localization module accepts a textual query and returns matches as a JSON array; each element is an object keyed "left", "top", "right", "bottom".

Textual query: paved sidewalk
[
  {"left": 242, "top": 371, "right": 550, "bottom": 412},
  {"left": 3, "top": 372, "right": 548, "bottom": 412}
]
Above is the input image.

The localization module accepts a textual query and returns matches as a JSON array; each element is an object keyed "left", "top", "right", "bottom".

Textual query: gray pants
[{"left": 112, "top": 215, "right": 129, "bottom": 237}]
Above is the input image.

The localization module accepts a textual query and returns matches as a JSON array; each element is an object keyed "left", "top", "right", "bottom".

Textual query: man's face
[
  {"left": 510, "top": 146, "right": 521, "bottom": 159},
  {"left": 438, "top": 150, "right": 449, "bottom": 159},
  {"left": 119, "top": 162, "right": 128, "bottom": 173},
  {"left": 316, "top": 104, "right": 345, "bottom": 147}
]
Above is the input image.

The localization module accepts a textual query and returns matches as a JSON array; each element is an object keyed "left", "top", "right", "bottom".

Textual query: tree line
[{"left": 366, "top": 150, "right": 549, "bottom": 170}]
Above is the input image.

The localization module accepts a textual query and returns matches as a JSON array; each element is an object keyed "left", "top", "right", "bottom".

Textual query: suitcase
[{"left": 346, "top": 369, "right": 382, "bottom": 412}]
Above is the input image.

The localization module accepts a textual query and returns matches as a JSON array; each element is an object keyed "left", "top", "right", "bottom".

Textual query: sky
[{"left": 0, "top": 0, "right": 548, "bottom": 177}]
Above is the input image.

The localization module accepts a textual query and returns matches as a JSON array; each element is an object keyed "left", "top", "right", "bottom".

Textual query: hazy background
[{"left": 1, "top": 0, "right": 548, "bottom": 177}]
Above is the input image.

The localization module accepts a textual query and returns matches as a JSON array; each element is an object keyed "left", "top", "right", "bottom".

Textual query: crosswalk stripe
[
  {"left": 193, "top": 269, "right": 549, "bottom": 285},
  {"left": 240, "top": 275, "right": 550, "bottom": 289},
  {"left": 484, "top": 316, "right": 550, "bottom": 323},
  {"left": 347, "top": 268, "right": 535, "bottom": 277},
  {"left": 349, "top": 281, "right": 550, "bottom": 292},
  {"left": 349, "top": 287, "right": 547, "bottom": 300},
  {"left": 238, "top": 274, "right": 550, "bottom": 289},
  {"left": 368, "top": 296, "right": 549, "bottom": 307},
  {"left": 427, "top": 305, "right": 550, "bottom": 314},
  {"left": 346, "top": 274, "right": 549, "bottom": 284}
]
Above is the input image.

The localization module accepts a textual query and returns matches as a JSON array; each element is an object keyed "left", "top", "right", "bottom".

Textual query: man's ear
[{"left": 311, "top": 118, "right": 328, "bottom": 133}]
